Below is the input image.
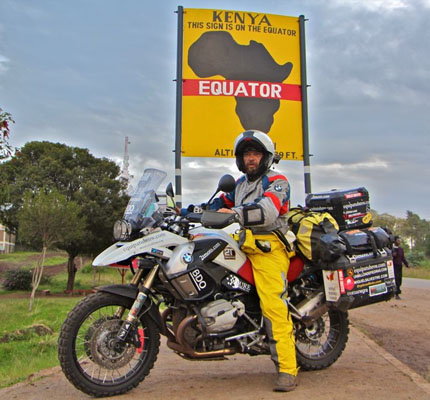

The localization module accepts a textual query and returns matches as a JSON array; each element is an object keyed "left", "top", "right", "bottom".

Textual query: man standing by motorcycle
[
  {"left": 211, "top": 130, "right": 298, "bottom": 392},
  {"left": 392, "top": 235, "right": 410, "bottom": 299}
]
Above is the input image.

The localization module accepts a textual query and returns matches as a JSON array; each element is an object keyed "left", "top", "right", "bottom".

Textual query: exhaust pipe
[
  {"left": 295, "top": 292, "right": 329, "bottom": 326},
  {"left": 164, "top": 314, "right": 236, "bottom": 359}
]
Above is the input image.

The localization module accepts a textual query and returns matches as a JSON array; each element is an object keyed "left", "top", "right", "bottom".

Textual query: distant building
[{"left": 0, "top": 224, "right": 15, "bottom": 253}]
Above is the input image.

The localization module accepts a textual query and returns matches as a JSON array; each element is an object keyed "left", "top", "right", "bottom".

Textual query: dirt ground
[
  {"left": 349, "top": 285, "right": 430, "bottom": 381},
  {"left": 0, "top": 284, "right": 429, "bottom": 399},
  {"left": 1, "top": 257, "right": 429, "bottom": 382},
  {"left": 0, "top": 253, "right": 66, "bottom": 277},
  {"left": 1, "top": 253, "right": 429, "bottom": 382}
]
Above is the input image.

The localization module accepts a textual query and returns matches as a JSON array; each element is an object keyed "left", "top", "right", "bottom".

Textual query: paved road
[{"left": 404, "top": 277, "right": 430, "bottom": 289}]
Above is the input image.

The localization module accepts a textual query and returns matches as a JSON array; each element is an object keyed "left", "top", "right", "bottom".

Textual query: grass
[
  {"left": 404, "top": 265, "right": 430, "bottom": 280},
  {"left": 36, "top": 266, "right": 133, "bottom": 293},
  {"left": 403, "top": 258, "right": 430, "bottom": 280},
  {"left": 0, "top": 297, "right": 82, "bottom": 388},
  {"left": 0, "top": 249, "right": 134, "bottom": 295},
  {"left": 0, "top": 251, "right": 40, "bottom": 262},
  {"left": 0, "top": 251, "right": 68, "bottom": 273},
  {"left": 0, "top": 251, "right": 136, "bottom": 388}
]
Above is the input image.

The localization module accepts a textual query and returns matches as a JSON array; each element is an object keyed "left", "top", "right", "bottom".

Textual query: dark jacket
[{"left": 392, "top": 246, "right": 409, "bottom": 268}]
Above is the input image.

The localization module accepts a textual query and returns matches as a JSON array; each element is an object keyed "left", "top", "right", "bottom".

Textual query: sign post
[
  {"left": 175, "top": 6, "right": 184, "bottom": 207},
  {"left": 299, "top": 15, "right": 311, "bottom": 194}
]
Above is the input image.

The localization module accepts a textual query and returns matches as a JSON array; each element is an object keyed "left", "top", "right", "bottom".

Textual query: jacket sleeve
[
  {"left": 233, "top": 175, "right": 290, "bottom": 227},
  {"left": 401, "top": 249, "right": 409, "bottom": 267},
  {"left": 208, "top": 188, "right": 236, "bottom": 211}
]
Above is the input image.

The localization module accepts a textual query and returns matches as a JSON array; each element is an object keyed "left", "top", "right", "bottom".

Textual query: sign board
[{"left": 181, "top": 8, "right": 303, "bottom": 161}]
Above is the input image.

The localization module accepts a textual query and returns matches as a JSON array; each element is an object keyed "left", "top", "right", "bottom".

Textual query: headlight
[{"left": 113, "top": 220, "right": 132, "bottom": 241}]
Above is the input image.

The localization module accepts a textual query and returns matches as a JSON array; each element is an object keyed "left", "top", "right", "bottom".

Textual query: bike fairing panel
[
  {"left": 164, "top": 238, "right": 257, "bottom": 301},
  {"left": 92, "top": 231, "right": 187, "bottom": 267}
]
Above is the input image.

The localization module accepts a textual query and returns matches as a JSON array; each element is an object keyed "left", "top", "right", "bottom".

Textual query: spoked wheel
[
  {"left": 294, "top": 310, "right": 349, "bottom": 370},
  {"left": 58, "top": 292, "right": 160, "bottom": 397}
]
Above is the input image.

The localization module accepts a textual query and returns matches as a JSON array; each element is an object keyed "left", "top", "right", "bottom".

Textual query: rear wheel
[
  {"left": 294, "top": 310, "right": 349, "bottom": 370},
  {"left": 58, "top": 292, "right": 160, "bottom": 397}
]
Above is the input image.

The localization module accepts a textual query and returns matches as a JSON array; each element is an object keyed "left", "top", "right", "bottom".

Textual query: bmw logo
[{"left": 183, "top": 253, "right": 193, "bottom": 264}]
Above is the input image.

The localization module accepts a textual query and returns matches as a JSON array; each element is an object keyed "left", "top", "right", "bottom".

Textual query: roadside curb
[{"left": 351, "top": 324, "right": 430, "bottom": 395}]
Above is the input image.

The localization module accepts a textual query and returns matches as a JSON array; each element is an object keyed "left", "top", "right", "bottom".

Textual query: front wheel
[
  {"left": 294, "top": 310, "right": 349, "bottom": 370},
  {"left": 58, "top": 292, "right": 160, "bottom": 397}
]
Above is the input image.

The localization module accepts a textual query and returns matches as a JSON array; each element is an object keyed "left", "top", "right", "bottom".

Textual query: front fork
[{"left": 115, "top": 264, "right": 159, "bottom": 345}]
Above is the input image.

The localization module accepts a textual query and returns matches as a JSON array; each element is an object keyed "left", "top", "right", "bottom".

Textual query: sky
[{"left": 1, "top": 0, "right": 429, "bottom": 219}]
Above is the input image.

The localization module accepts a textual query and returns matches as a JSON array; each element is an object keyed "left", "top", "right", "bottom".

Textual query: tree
[
  {"left": 371, "top": 210, "right": 399, "bottom": 233},
  {"left": 0, "top": 141, "right": 128, "bottom": 291},
  {"left": 0, "top": 107, "right": 15, "bottom": 160},
  {"left": 372, "top": 209, "right": 430, "bottom": 256},
  {"left": 18, "top": 188, "right": 85, "bottom": 310},
  {"left": 403, "top": 211, "right": 429, "bottom": 252}
]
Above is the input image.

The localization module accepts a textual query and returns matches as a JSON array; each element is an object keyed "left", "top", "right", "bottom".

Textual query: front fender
[
  {"left": 97, "top": 284, "right": 162, "bottom": 330},
  {"left": 98, "top": 284, "right": 139, "bottom": 299}
]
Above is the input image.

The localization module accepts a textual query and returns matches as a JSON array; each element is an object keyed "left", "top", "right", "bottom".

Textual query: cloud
[
  {"left": 0, "top": 23, "right": 9, "bottom": 75},
  {"left": 0, "top": 55, "right": 9, "bottom": 74},
  {"left": 315, "top": 157, "right": 389, "bottom": 173},
  {"left": 309, "top": 2, "right": 430, "bottom": 108},
  {"left": 329, "top": 0, "right": 410, "bottom": 12},
  {"left": 1, "top": 0, "right": 429, "bottom": 220}
]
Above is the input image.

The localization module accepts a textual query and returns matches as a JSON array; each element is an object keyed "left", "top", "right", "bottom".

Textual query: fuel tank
[
  {"left": 190, "top": 227, "right": 247, "bottom": 274},
  {"left": 163, "top": 227, "right": 254, "bottom": 287}
]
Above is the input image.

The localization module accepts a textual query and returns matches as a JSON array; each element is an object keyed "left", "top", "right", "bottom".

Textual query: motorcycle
[{"left": 58, "top": 168, "right": 350, "bottom": 397}]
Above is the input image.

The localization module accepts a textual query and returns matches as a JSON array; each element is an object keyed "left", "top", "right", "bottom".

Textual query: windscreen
[{"left": 123, "top": 168, "right": 167, "bottom": 229}]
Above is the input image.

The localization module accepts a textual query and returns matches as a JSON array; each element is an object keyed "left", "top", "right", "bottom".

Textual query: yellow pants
[{"left": 241, "top": 232, "right": 298, "bottom": 376}]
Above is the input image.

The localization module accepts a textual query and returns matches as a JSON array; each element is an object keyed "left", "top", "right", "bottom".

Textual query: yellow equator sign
[{"left": 181, "top": 8, "right": 304, "bottom": 161}]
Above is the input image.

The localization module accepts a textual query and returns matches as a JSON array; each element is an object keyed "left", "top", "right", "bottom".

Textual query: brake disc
[
  {"left": 89, "top": 319, "right": 137, "bottom": 369},
  {"left": 296, "top": 318, "right": 325, "bottom": 344}
]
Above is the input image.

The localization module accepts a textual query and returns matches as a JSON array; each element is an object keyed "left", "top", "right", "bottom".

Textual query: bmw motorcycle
[{"left": 58, "top": 168, "right": 350, "bottom": 397}]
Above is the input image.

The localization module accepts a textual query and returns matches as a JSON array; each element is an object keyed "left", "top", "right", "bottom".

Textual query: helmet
[{"left": 234, "top": 130, "right": 277, "bottom": 178}]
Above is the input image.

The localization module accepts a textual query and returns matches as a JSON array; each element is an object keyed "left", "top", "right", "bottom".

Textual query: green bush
[
  {"left": 407, "top": 251, "right": 426, "bottom": 266},
  {"left": 2, "top": 269, "right": 32, "bottom": 291},
  {"left": 39, "top": 274, "right": 52, "bottom": 285},
  {"left": 79, "top": 263, "right": 94, "bottom": 274}
]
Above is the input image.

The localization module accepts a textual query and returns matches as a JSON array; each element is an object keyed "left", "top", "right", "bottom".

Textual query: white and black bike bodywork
[{"left": 58, "top": 169, "right": 350, "bottom": 397}]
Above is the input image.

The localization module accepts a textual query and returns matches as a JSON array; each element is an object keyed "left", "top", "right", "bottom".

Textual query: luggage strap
[
  {"left": 273, "top": 229, "right": 293, "bottom": 253},
  {"left": 366, "top": 230, "right": 379, "bottom": 257}
]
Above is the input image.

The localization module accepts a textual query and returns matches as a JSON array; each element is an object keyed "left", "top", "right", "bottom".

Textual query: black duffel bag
[{"left": 339, "top": 229, "right": 378, "bottom": 256}]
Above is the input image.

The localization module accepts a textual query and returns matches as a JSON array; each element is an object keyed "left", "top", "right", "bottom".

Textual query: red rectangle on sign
[{"left": 183, "top": 79, "right": 301, "bottom": 101}]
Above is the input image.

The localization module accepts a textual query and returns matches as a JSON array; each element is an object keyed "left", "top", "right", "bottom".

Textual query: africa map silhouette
[{"left": 188, "top": 31, "right": 293, "bottom": 133}]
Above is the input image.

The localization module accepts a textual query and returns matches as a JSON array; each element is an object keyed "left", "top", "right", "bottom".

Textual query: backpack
[{"left": 286, "top": 207, "right": 344, "bottom": 262}]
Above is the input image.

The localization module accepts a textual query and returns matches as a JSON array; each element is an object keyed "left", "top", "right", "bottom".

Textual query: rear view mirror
[
  {"left": 166, "top": 182, "right": 174, "bottom": 198},
  {"left": 217, "top": 174, "right": 236, "bottom": 193},
  {"left": 207, "top": 174, "right": 236, "bottom": 205}
]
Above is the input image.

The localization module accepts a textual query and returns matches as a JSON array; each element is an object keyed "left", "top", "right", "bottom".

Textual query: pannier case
[
  {"left": 322, "top": 248, "right": 396, "bottom": 310},
  {"left": 305, "top": 187, "right": 372, "bottom": 231}
]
